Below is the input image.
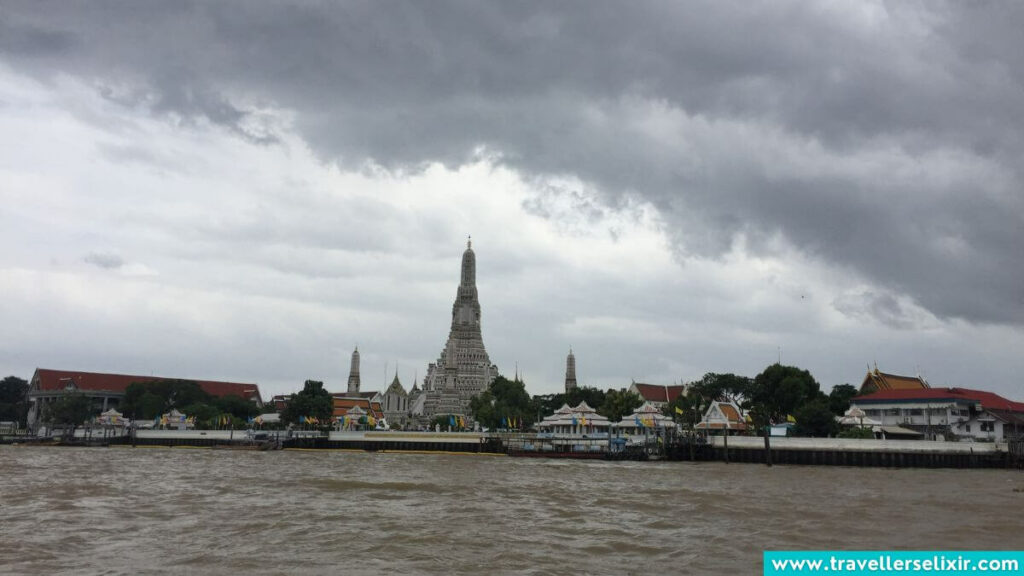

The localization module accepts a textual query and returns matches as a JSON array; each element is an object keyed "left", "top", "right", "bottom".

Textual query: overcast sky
[{"left": 2, "top": 1, "right": 1023, "bottom": 401}]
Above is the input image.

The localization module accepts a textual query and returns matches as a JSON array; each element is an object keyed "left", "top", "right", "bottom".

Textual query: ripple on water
[{"left": 3, "top": 447, "right": 1024, "bottom": 575}]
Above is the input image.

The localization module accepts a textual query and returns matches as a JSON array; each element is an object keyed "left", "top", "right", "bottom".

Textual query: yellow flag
[{"left": 674, "top": 406, "right": 684, "bottom": 415}]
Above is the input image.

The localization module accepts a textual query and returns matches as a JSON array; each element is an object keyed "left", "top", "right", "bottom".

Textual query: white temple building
[
  {"left": 615, "top": 402, "right": 676, "bottom": 434},
  {"left": 695, "top": 400, "right": 748, "bottom": 433},
  {"left": 380, "top": 370, "right": 409, "bottom": 428},
  {"left": 536, "top": 401, "right": 611, "bottom": 436}
]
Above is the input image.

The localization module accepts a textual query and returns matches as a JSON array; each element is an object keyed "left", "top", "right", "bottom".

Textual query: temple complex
[{"left": 419, "top": 238, "right": 498, "bottom": 425}]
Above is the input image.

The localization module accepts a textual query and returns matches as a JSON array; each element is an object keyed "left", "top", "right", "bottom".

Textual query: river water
[{"left": 1, "top": 446, "right": 1022, "bottom": 575}]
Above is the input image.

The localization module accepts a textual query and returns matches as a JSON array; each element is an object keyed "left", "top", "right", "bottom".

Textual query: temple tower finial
[
  {"left": 460, "top": 236, "right": 476, "bottom": 288},
  {"left": 347, "top": 346, "right": 361, "bottom": 394},
  {"left": 565, "top": 348, "right": 578, "bottom": 392}
]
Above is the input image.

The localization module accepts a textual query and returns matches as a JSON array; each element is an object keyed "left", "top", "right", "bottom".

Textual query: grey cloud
[
  {"left": 0, "top": 15, "right": 76, "bottom": 57},
  {"left": 83, "top": 251, "right": 124, "bottom": 270},
  {"left": 5, "top": 1, "right": 1024, "bottom": 323},
  {"left": 833, "top": 290, "right": 923, "bottom": 330}
]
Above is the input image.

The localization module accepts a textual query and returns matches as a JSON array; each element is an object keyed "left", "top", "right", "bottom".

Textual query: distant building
[
  {"left": 858, "top": 366, "right": 929, "bottom": 395},
  {"left": 270, "top": 394, "right": 290, "bottom": 412},
  {"left": 536, "top": 401, "right": 611, "bottom": 435},
  {"left": 407, "top": 379, "right": 426, "bottom": 425},
  {"left": 616, "top": 402, "right": 675, "bottom": 434},
  {"left": 695, "top": 400, "right": 747, "bottom": 434},
  {"left": 850, "top": 387, "right": 1024, "bottom": 441},
  {"left": 628, "top": 382, "right": 686, "bottom": 410},
  {"left": 380, "top": 370, "right": 409, "bottom": 428},
  {"left": 26, "top": 368, "right": 262, "bottom": 429},
  {"left": 420, "top": 238, "right": 499, "bottom": 425},
  {"left": 328, "top": 346, "right": 385, "bottom": 417},
  {"left": 564, "top": 348, "right": 578, "bottom": 392},
  {"left": 332, "top": 396, "right": 383, "bottom": 427},
  {"left": 346, "top": 347, "right": 361, "bottom": 395}
]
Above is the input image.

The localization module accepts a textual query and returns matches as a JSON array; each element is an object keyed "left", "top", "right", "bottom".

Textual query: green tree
[
  {"left": 828, "top": 383, "right": 859, "bottom": 415},
  {"left": 793, "top": 397, "right": 839, "bottom": 437},
  {"left": 667, "top": 390, "right": 713, "bottom": 461},
  {"left": 130, "top": 392, "right": 167, "bottom": 420},
  {"left": 0, "top": 375, "right": 29, "bottom": 426},
  {"left": 179, "top": 402, "right": 219, "bottom": 425},
  {"left": 748, "top": 363, "right": 821, "bottom": 466},
  {"left": 533, "top": 386, "right": 607, "bottom": 418},
  {"left": 667, "top": 389, "right": 710, "bottom": 428},
  {"left": 122, "top": 380, "right": 213, "bottom": 418},
  {"left": 44, "top": 391, "right": 92, "bottom": 437},
  {"left": 597, "top": 388, "right": 643, "bottom": 422},
  {"left": 281, "top": 380, "right": 333, "bottom": 426},
  {"left": 215, "top": 394, "right": 260, "bottom": 420},
  {"left": 470, "top": 375, "right": 535, "bottom": 429},
  {"left": 749, "top": 364, "right": 821, "bottom": 424},
  {"left": 688, "top": 373, "right": 751, "bottom": 405}
]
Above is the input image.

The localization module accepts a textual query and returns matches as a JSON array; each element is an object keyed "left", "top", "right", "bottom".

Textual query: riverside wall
[
  {"left": 122, "top": 429, "right": 500, "bottom": 453},
  {"left": 5, "top": 429, "right": 1019, "bottom": 468},
  {"left": 687, "top": 435, "right": 1010, "bottom": 468}
]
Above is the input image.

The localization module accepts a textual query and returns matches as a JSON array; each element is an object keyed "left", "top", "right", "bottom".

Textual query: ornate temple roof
[
  {"left": 385, "top": 372, "right": 407, "bottom": 397},
  {"left": 858, "top": 367, "right": 929, "bottom": 395}
]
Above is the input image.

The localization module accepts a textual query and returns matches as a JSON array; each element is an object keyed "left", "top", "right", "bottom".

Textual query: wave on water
[{"left": 1, "top": 447, "right": 1022, "bottom": 575}]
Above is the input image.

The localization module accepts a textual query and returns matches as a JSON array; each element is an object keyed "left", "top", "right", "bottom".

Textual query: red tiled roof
[
  {"left": 855, "top": 387, "right": 1024, "bottom": 413},
  {"left": 31, "top": 368, "right": 262, "bottom": 403},
  {"left": 632, "top": 383, "right": 685, "bottom": 404},
  {"left": 667, "top": 385, "right": 685, "bottom": 403}
]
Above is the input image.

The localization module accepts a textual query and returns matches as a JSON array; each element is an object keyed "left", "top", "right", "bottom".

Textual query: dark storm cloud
[{"left": 4, "top": 1, "right": 1023, "bottom": 324}]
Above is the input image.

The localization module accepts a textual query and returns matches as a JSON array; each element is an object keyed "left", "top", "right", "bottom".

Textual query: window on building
[{"left": 965, "top": 424, "right": 971, "bottom": 433}]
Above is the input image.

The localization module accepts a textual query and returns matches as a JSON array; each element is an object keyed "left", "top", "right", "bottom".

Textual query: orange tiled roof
[
  {"left": 859, "top": 369, "right": 929, "bottom": 394},
  {"left": 332, "top": 397, "right": 383, "bottom": 419},
  {"left": 719, "top": 403, "right": 742, "bottom": 422}
]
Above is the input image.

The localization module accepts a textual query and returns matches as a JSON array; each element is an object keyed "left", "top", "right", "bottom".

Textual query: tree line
[
  {"left": 3, "top": 362, "right": 861, "bottom": 437},
  {"left": 470, "top": 364, "right": 860, "bottom": 438},
  {"left": 0, "top": 376, "right": 29, "bottom": 426}
]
